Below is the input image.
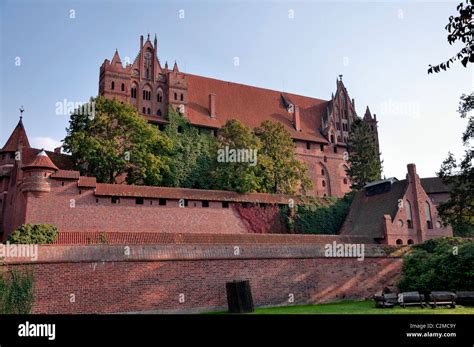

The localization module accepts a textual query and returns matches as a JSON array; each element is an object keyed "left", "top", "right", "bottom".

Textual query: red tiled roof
[
  {"left": 22, "top": 147, "right": 74, "bottom": 171},
  {"left": 53, "top": 231, "right": 374, "bottom": 245},
  {"left": 185, "top": 74, "right": 330, "bottom": 143},
  {"left": 95, "top": 183, "right": 293, "bottom": 204},
  {"left": 51, "top": 170, "right": 80, "bottom": 179},
  {"left": 78, "top": 176, "right": 97, "bottom": 188},
  {"left": 22, "top": 150, "right": 58, "bottom": 171},
  {"left": 1, "top": 118, "right": 30, "bottom": 152}
]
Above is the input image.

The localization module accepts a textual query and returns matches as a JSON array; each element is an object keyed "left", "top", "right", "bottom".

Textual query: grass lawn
[{"left": 218, "top": 300, "right": 474, "bottom": 314}]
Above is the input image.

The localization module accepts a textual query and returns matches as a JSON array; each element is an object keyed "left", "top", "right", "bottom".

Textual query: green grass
[{"left": 214, "top": 300, "right": 474, "bottom": 314}]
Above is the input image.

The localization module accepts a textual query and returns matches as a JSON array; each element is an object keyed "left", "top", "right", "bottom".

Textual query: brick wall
[{"left": 4, "top": 244, "right": 403, "bottom": 314}]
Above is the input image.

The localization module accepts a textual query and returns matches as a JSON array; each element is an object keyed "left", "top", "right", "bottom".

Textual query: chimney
[
  {"left": 54, "top": 146, "right": 61, "bottom": 154},
  {"left": 407, "top": 163, "right": 417, "bottom": 184},
  {"left": 209, "top": 93, "right": 216, "bottom": 118},
  {"left": 293, "top": 105, "right": 301, "bottom": 131}
]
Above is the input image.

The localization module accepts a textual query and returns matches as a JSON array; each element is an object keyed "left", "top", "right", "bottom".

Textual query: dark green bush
[
  {"left": 7, "top": 224, "right": 58, "bottom": 244},
  {"left": 0, "top": 269, "right": 34, "bottom": 314},
  {"left": 397, "top": 237, "right": 474, "bottom": 292}
]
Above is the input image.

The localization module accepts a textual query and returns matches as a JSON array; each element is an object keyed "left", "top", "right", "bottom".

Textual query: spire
[
  {"left": 364, "top": 106, "right": 373, "bottom": 121},
  {"left": 173, "top": 61, "right": 179, "bottom": 72},
  {"left": 1, "top": 115, "right": 31, "bottom": 152},
  {"left": 22, "top": 149, "right": 58, "bottom": 171},
  {"left": 154, "top": 33, "right": 158, "bottom": 50},
  {"left": 111, "top": 49, "right": 122, "bottom": 65},
  {"left": 164, "top": 61, "right": 169, "bottom": 70}
]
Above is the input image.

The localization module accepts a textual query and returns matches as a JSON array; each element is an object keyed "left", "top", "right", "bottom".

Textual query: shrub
[
  {"left": 397, "top": 237, "right": 474, "bottom": 292},
  {"left": 0, "top": 268, "right": 34, "bottom": 314},
  {"left": 7, "top": 224, "right": 58, "bottom": 244}
]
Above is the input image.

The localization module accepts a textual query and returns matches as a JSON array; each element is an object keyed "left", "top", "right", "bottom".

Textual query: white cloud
[{"left": 31, "top": 137, "right": 62, "bottom": 152}]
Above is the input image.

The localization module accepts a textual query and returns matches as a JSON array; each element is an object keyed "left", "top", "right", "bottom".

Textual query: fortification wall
[{"left": 3, "top": 243, "right": 404, "bottom": 314}]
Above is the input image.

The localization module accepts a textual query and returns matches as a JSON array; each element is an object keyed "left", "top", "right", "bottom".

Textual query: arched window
[
  {"left": 323, "top": 156, "right": 327, "bottom": 163},
  {"left": 131, "top": 87, "right": 137, "bottom": 99},
  {"left": 405, "top": 200, "right": 413, "bottom": 229},
  {"left": 174, "top": 92, "right": 178, "bottom": 100},
  {"left": 407, "top": 239, "right": 414, "bottom": 245},
  {"left": 322, "top": 180, "right": 326, "bottom": 187},
  {"left": 321, "top": 169, "right": 325, "bottom": 176},
  {"left": 111, "top": 81, "right": 115, "bottom": 90},
  {"left": 396, "top": 239, "right": 403, "bottom": 245},
  {"left": 121, "top": 83, "right": 125, "bottom": 92},
  {"left": 143, "top": 90, "right": 146, "bottom": 99},
  {"left": 157, "top": 90, "right": 163, "bottom": 103},
  {"left": 180, "top": 93, "right": 184, "bottom": 101},
  {"left": 425, "top": 201, "right": 432, "bottom": 229}
]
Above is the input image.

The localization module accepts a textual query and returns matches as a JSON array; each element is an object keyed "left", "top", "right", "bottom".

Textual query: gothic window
[
  {"left": 405, "top": 200, "right": 413, "bottom": 228},
  {"left": 111, "top": 81, "right": 115, "bottom": 90},
  {"left": 157, "top": 90, "right": 163, "bottom": 103},
  {"left": 131, "top": 87, "right": 137, "bottom": 98},
  {"left": 425, "top": 201, "right": 432, "bottom": 229},
  {"left": 144, "top": 51, "right": 152, "bottom": 79}
]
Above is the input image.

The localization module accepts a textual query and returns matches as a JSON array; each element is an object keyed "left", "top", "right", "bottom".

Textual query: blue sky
[{"left": 0, "top": 0, "right": 472, "bottom": 179}]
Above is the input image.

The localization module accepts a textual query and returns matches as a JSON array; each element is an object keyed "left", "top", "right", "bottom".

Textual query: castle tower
[
  {"left": 21, "top": 150, "right": 58, "bottom": 196},
  {"left": 363, "top": 106, "right": 380, "bottom": 154},
  {"left": 99, "top": 49, "right": 132, "bottom": 103}
]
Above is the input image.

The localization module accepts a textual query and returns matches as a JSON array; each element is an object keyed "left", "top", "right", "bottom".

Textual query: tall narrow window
[
  {"left": 174, "top": 92, "right": 178, "bottom": 100},
  {"left": 111, "top": 81, "right": 115, "bottom": 90},
  {"left": 180, "top": 93, "right": 184, "bottom": 101},
  {"left": 405, "top": 200, "right": 413, "bottom": 228},
  {"left": 425, "top": 201, "right": 433, "bottom": 229},
  {"left": 121, "top": 83, "right": 125, "bottom": 92}
]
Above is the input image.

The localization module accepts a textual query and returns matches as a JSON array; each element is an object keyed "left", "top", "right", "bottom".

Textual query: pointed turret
[
  {"left": 164, "top": 61, "right": 169, "bottom": 70},
  {"left": 22, "top": 149, "right": 58, "bottom": 171},
  {"left": 364, "top": 106, "right": 373, "bottom": 121},
  {"left": 154, "top": 33, "right": 158, "bottom": 50},
  {"left": 21, "top": 149, "right": 58, "bottom": 196},
  {"left": 173, "top": 61, "right": 179, "bottom": 72},
  {"left": 111, "top": 49, "right": 122, "bottom": 66},
  {"left": 1, "top": 117, "right": 30, "bottom": 152}
]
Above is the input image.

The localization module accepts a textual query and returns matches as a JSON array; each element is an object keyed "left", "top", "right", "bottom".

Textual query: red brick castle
[{"left": 99, "top": 34, "right": 380, "bottom": 198}]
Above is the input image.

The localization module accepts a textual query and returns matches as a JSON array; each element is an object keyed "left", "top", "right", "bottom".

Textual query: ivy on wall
[{"left": 281, "top": 193, "right": 354, "bottom": 234}]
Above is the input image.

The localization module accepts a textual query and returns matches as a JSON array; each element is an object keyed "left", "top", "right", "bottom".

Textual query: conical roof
[
  {"left": 22, "top": 150, "right": 58, "bottom": 171},
  {"left": 1, "top": 118, "right": 30, "bottom": 152}
]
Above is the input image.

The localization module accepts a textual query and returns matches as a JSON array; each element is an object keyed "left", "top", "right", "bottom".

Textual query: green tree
[
  {"left": 255, "top": 120, "right": 312, "bottom": 194},
  {"left": 63, "top": 96, "right": 172, "bottom": 185},
  {"left": 211, "top": 119, "right": 261, "bottom": 193},
  {"left": 162, "top": 107, "right": 215, "bottom": 189},
  {"left": 428, "top": 0, "right": 474, "bottom": 73},
  {"left": 346, "top": 118, "right": 382, "bottom": 190},
  {"left": 437, "top": 93, "right": 474, "bottom": 237},
  {"left": 7, "top": 224, "right": 58, "bottom": 244}
]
